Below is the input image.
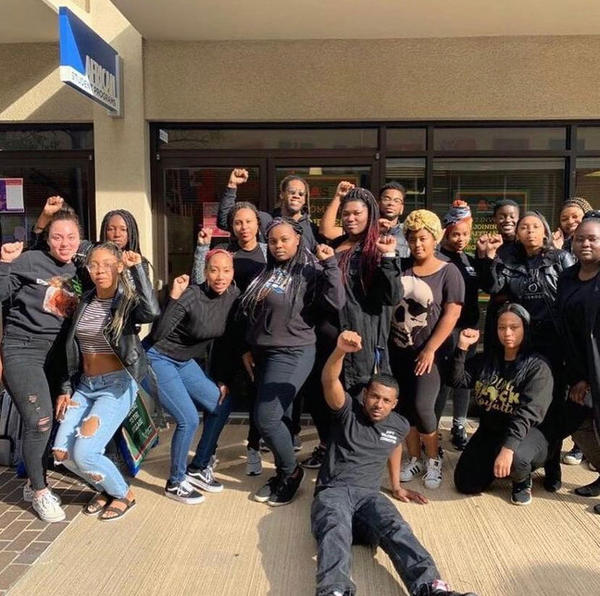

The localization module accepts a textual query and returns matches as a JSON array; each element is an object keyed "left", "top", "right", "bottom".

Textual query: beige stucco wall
[
  {"left": 144, "top": 36, "right": 600, "bottom": 121},
  {"left": 0, "top": 43, "right": 92, "bottom": 122}
]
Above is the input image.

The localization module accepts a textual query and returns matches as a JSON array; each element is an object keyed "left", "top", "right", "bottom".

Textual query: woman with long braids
[
  {"left": 192, "top": 203, "right": 268, "bottom": 476},
  {"left": 52, "top": 242, "right": 159, "bottom": 521},
  {"left": 300, "top": 187, "right": 401, "bottom": 470},
  {"left": 0, "top": 210, "right": 82, "bottom": 522},
  {"left": 556, "top": 212, "right": 600, "bottom": 512},
  {"left": 147, "top": 247, "right": 239, "bottom": 503},
  {"left": 240, "top": 217, "right": 345, "bottom": 506},
  {"left": 450, "top": 303, "right": 554, "bottom": 506},
  {"left": 475, "top": 211, "right": 575, "bottom": 491},
  {"left": 389, "top": 210, "right": 464, "bottom": 490}
]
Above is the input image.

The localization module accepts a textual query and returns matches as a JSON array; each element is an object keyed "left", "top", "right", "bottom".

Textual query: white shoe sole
[
  {"left": 511, "top": 497, "right": 532, "bottom": 506},
  {"left": 164, "top": 491, "right": 205, "bottom": 505},
  {"left": 246, "top": 468, "right": 262, "bottom": 476},
  {"left": 33, "top": 508, "right": 66, "bottom": 523}
]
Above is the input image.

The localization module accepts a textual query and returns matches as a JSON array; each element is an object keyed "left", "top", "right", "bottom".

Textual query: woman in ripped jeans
[{"left": 53, "top": 242, "right": 159, "bottom": 521}]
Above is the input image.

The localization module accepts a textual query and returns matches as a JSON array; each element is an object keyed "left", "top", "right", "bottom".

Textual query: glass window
[
  {"left": 577, "top": 127, "right": 600, "bottom": 151},
  {"left": 575, "top": 158, "right": 600, "bottom": 209},
  {"left": 0, "top": 128, "right": 93, "bottom": 151},
  {"left": 163, "top": 166, "right": 260, "bottom": 278},
  {"left": 433, "top": 158, "right": 565, "bottom": 246},
  {"left": 433, "top": 127, "right": 566, "bottom": 151},
  {"left": 386, "top": 128, "right": 426, "bottom": 151},
  {"left": 275, "top": 165, "right": 372, "bottom": 228},
  {"left": 159, "top": 128, "right": 377, "bottom": 150},
  {"left": 385, "top": 158, "right": 426, "bottom": 213}
]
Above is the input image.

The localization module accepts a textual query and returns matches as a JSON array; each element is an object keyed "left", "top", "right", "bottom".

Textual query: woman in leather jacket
[
  {"left": 53, "top": 242, "right": 160, "bottom": 521},
  {"left": 476, "top": 211, "right": 575, "bottom": 491}
]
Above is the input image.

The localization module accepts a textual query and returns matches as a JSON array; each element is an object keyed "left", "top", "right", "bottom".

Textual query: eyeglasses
[
  {"left": 380, "top": 197, "right": 404, "bottom": 205},
  {"left": 86, "top": 261, "right": 118, "bottom": 273}
]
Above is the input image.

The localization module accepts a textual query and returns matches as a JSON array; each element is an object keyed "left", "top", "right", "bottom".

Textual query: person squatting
[{"left": 1, "top": 172, "right": 599, "bottom": 595}]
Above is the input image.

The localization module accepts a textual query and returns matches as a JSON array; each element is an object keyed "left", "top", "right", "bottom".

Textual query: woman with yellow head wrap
[{"left": 390, "top": 209, "right": 465, "bottom": 489}]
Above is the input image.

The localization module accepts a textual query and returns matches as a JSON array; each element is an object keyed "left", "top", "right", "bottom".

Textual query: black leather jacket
[
  {"left": 476, "top": 244, "right": 575, "bottom": 357},
  {"left": 61, "top": 264, "right": 160, "bottom": 394}
]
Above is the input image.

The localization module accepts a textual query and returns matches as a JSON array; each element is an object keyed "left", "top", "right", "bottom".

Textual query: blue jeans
[
  {"left": 53, "top": 370, "right": 137, "bottom": 499},
  {"left": 146, "top": 347, "right": 231, "bottom": 484}
]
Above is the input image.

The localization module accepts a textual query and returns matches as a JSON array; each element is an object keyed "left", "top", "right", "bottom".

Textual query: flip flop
[
  {"left": 99, "top": 495, "right": 136, "bottom": 522},
  {"left": 83, "top": 492, "right": 110, "bottom": 516}
]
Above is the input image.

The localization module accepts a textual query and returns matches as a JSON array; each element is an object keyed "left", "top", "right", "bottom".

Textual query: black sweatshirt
[
  {"left": 449, "top": 348, "right": 553, "bottom": 450},
  {"left": 151, "top": 284, "right": 241, "bottom": 371},
  {"left": 439, "top": 247, "right": 479, "bottom": 328},
  {"left": 0, "top": 249, "right": 80, "bottom": 339},
  {"left": 244, "top": 255, "right": 345, "bottom": 349}
]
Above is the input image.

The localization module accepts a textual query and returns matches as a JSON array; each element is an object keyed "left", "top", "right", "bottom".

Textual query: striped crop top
[{"left": 75, "top": 297, "right": 113, "bottom": 354}]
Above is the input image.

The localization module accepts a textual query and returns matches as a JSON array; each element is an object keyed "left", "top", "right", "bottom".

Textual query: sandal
[
  {"left": 99, "top": 495, "right": 136, "bottom": 522},
  {"left": 83, "top": 492, "right": 110, "bottom": 516}
]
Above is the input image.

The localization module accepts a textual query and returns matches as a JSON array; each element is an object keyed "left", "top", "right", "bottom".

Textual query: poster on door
[
  {"left": 0, "top": 178, "right": 25, "bottom": 213},
  {"left": 202, "top": 202, "right": 230, "bottom": 238}
]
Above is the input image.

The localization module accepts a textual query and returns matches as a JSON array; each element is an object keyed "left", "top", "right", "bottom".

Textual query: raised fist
[
  {"left": 170, "top": 274, "right": 190, "bottom": 299},
  {"left": 228, "top": 168, "right": 249, "bottom": 188},
  {"left": 552, "top": 228, "right": 564, "bottom": 250},
  {"left": 378, "top": 218, "right": 393, "bottom": 234},
  {"left": 335, "top": 180, "right": 355, "bottom": 199},
  {"left": 197, "top": 227, "right": 213, "bottom": 246},
  {"left": 337, "top": 330, "right": 363, "bottom": 354},
  {"left": 315, "top": 244, "right": 335, "bottom": 261},
  {"left": 122, "top": 250, "right": 142, "bottom": 268},
  {"left": 375, "top": 234, "right": 397, "bottom": 255},
  {"left": 486, "top": 234, "right": 503, "bottom": 258},
  {"left": 42, "top": 196, "right": 65, "bottom": 217},
  {"left": 458, "top": 328, "right": 480, "bottom": 350},
  {"left": 0, "top": 241, "right": 24, "bottom": 263}
]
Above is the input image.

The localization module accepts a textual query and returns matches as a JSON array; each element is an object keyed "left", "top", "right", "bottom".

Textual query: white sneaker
[
  {"left": 246, "top": 448, "right": 262, "bottom": 476},
  {"left": 401, "top": 457, "right": 424, "bottom": 482},
  {"left": 32, "top": 490, "right": 66, "bottom": 522},
  {"left": 423, "top": 457, "right": 443, "bottom": 489},
  {"left": 23, "top": 483, "right": 62, "bottom": 505}
]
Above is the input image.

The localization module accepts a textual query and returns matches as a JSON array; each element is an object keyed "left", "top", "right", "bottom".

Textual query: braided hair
[
  {"left": 337, "top": 187, "right": 380, "bottom": 291},
  {"left": 100, "top": 210, "right": 142, "bottom": 254},
  {"left": 87, "top": 241, "right": 138, "bottom": 344},
  {"left": 239, "top": 217, "right": 314, "bottom": 322}
]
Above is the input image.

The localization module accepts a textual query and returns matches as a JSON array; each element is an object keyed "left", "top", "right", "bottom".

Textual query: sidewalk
[{"left": 4, "top": 420, "right": 600, "bottom": 596}]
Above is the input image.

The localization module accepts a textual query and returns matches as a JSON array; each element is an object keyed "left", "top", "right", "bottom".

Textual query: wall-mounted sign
[
  {"left": 58, "top": 7, "right": 121, "bottom": 115},
  {"left": 0, "top": 178, "right": 24, "bottom": 213}
]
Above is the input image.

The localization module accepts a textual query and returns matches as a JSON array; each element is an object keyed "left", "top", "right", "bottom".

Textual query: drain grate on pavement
[{"left": 0, "top": 467, "right": 93, "bottom": 594}]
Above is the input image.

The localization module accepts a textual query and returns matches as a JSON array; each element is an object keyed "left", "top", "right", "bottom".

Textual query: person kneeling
[
  {"left": 311, "top": 330, "right": 477, "bottom": 596},
  {"left": 449, "top": 303, "right": 554, "bottom": 506}
]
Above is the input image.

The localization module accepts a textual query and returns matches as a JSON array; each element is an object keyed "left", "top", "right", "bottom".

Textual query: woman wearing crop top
[{"left": 52, "top": 242, "right": 159, "bottom": 521}]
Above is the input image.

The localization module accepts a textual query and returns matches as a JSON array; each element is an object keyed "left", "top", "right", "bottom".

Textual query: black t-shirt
[
  {"left": 233, "top": 244, "right": 266, "bottom": 292},
  {"left": 316, "top": 394, "right": 410, "bottom": 492},
  {"left": 440, "top": 247, "right": 479, "bottom": 328},
  {"left": 390, "top": 262, "right": 465, "bottom": 352}
]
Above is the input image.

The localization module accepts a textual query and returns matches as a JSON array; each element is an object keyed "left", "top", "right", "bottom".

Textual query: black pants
[
  {"left": 2, "top": 334, "right": 63, "bottom": 491},
  {"left": 311, "top": 486, "right": 440, "bottom": 596},
  {"left": 454, "top": 426, "right": 549, "bottom": 494},
  {"left": 253, "top": 345, "right": 315, "bottom": 477}
]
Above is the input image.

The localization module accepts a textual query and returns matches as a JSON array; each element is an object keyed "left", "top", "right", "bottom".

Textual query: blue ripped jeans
[
  {"left": 53, "top": 370, "right": 137, "bottom": 499},
  {"left": 145, "top": 347, "right": 232, "bottom": 484}
]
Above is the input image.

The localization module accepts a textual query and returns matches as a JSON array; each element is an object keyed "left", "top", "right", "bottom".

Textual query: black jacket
[
  {"left": 61, "top": 264, "right": 160, "bottom": 394},
  {"left": 475, "top": 244, "right": 575, "bottom": 357},
  {"left": 449, "top": 347, "right": 553, "bottom": 450},
  {"left": 557, "top": 264, "right": 600, "bottom": 435}
]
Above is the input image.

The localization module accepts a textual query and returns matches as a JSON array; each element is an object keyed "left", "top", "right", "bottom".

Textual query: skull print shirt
[{"left": 390, "top": 262, "right": 464, "bottom": 352}]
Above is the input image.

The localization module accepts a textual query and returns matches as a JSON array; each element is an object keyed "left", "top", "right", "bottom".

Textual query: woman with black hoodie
[
  {"left": 240, "top": 217, "right": 345, "bottom": 506},
  {"left": 450, "top": 303, "right": 554, "bottom": 506}
]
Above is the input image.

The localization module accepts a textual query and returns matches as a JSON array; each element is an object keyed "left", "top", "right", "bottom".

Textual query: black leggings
[
  {"left": 454, "top": 426, "right": 549, "bottom": 494},
  {"left": 2, "top": 334, "right": 63, "bottom": 491},
  {"left": 391, "top": 350, "right": 445, "bottom": 434}
]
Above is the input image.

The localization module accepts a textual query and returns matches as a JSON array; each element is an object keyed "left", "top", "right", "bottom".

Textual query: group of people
[{"left": 1, "top": 169, "right": 599, "bottom": 596}]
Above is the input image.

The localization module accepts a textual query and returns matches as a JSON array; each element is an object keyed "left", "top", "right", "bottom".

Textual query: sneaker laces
[
  {"left": 177, "top": 480, "right": 196, "bottom": 496},
  {"left": 35, "top": 490, "right": 59, "bottom": 509},
  {"left": 424, "top": 458, "right": 442, "bottom": 479}
]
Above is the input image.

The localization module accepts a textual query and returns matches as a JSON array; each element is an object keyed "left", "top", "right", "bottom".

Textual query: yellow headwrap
[{"left": 403, "top": 209, "right": 443, "bottom": 242}]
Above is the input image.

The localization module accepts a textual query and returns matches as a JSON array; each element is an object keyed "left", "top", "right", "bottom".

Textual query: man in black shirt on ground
[{"left": 311, "top": 330, "right": 477, "bottom": 596}]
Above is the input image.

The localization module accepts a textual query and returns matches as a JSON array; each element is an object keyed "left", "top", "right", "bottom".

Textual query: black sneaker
[
  {"left": 293, "top": 434, "right": 302, "bottom": 452},
  {"left": 450, "top": 424, "right": 468, "bottom": 451},
  {"left": 301, "top": 445, "right": 326, "bottom": 469},
  {"left": 511, "top": 476, "right": 532, "bottom": 506},
  {"left": 254, "top": 473, "right": 281, "bottom": 503},
  {"left": 186, "top": 466, "right": 223, "bottom": 493},
  {"left": 164, "top": 479, "right": 205, "bottom": 504},
  {"left": 267, "top": 466, "right": 304, "bottom": 507},
  {"left": 594, "top": 504, "right": 600, "bottom": 515},
  {"left": 259, "top": 439, "right": 270, "bottom": 453},
  {"left": 574, "top": 477, "right": 600, "bottom": 497},
  {"left": 412, "top": 580, "right": 478, "bottom": 595}
]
